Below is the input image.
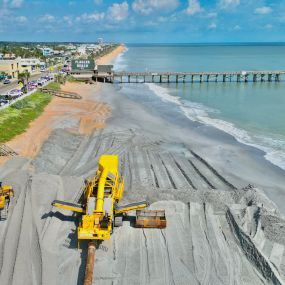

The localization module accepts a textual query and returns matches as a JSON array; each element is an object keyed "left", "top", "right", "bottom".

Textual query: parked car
[
  {"left": 8, "top": 89, "right": 22, "bottom": 98},
  {"left": 0, "top": 99, "right": 9, "bottom": 106},
  {"left": 3, "top": 79, "right": 11, "bottom": 84}
]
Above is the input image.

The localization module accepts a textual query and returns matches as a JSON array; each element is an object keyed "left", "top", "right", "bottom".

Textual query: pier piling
[{"left": 95, "top": 70, "right": 285, "bottom": 84}]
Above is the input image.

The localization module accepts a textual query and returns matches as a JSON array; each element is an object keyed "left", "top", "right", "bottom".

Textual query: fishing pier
[
  {"left": 70, "top": 61, "right": 285, "bottom": 84},
  {"left": 110, "top": 70, "right": 285, "bottom": 84}
]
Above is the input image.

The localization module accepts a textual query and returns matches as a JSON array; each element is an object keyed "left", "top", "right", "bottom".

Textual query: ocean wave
[
  {"left": 112, "top": 48, "right": 129, "bottom": 71},
  {"left": 145, "top": 83, "right": 285, "bottom": 171}
]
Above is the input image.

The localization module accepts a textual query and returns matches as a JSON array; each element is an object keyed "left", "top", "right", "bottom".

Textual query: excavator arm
[
  {"left": 114, "top": 201, "right": 149, "bottom": 215},
  {"left": 52, "top": 200, "right": 85, "bottom": 214}
]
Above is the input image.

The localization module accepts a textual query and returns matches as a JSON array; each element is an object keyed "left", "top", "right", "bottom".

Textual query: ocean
[{"left": 112, "top": 44, "right": 285, "bottom": 170}]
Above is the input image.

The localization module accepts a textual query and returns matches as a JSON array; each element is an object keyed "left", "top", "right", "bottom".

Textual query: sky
[{"left": 0, "top": 0, "right": 284, "bottom": 43}]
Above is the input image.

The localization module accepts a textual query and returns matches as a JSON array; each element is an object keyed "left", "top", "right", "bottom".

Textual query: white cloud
[
  {"left": 219, "top": 0, "right": 240, "bottom": 9},
  {"left": 15, "top": 15, "right": 27, "bottom": 23},
  {"left": 265, "top": 24, "right": 273, "bottom": 29},
  {"left": 254, "top": 6, "right": 272, "bottom": 15},
  {"left": 186, "top": 0, "right": 203, "bottom": 15},
  {"left": 108, "top": 2, "right": 128, "bottom": 21},
  {"left": 207, "top": 12, "right": 217, "bottom": 18},
  {"left": 233, "top": 24, "right": 241, "bottom": 30},
  {"left": 10, "top": 0, "right": 23, "bottom": 8},
  {"left": 208, "top": 22, "right": 217, "bottom": 29},
  {"left": 39, "top": 14, "right": 56, "bottom": 23},
  {"left": 63, "top": 16, "right": 73, "bottom": 26},
  {"left": 94, "top": 0, "right": 102, "bottom": 4},
  {"left": 132, "top": 0, "right": 179, "bottom": 15},
  {"left": 76, "top": 12, "right": 105, "bottom": 23}
]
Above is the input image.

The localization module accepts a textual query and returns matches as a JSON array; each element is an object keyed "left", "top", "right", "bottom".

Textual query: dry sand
[
  {"left": 1, "top": 48, "right": 285, "bottom": 284},
  {"left": 96, "top": 44, "right": 126, "bottom": 65},
  {"left": 2, "top": 83, "right": 110, "bottom": 159}
]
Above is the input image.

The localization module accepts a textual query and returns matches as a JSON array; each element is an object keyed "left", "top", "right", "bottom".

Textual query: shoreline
[
  {"left": 95, "top": 44, "right": 126, "bottom": 65},
  {"left": 98, "top": 82, "right": 285, "bottom": 215}
]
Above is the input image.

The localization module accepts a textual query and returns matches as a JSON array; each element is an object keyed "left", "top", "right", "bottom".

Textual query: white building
[
  {"left": 42, "top": 47, "right": 54, "bottom": 56},
  {"left": 20, "top": 58, "right": 46, "bottom": 72},
  {"left": 77, "top": 45, "right": 87, "bottom": 55}
]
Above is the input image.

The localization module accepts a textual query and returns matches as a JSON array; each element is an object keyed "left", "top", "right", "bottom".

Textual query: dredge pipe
[{"left": 84, "top": 242, "right": 96, "bottom": 285}]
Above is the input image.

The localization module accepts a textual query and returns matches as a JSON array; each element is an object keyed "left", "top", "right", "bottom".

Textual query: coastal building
[
  {"left": 3, "top": 53, "right": 16, "bottom": 60},
  {"left": 20, "top": 58, "right": 41, "bottom": 73},
  {"left": 97, "top": 38, "right": 103, "bottom": 44},
  {"left": 42, "top": 48, "right": 54, "bottom": 56},
  {"left": 0, "top": 53, "right": 3, "bottom": 60},
  {"left": 0, "top": 58, "right": 21, "bottom": 78},
  {"left": 96, "top": 65, "right": 113, "bottom": 74},
  {"left": 77, "top": 46, "right": 85, "bottom": 55}
]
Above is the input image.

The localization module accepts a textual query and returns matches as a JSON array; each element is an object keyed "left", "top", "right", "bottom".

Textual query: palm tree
[
  {"left": 18, "top": 70, "right": 31, "bottom": 93},
  {"left": 18, "top": 70, "right": 30, "bottom": 84}
]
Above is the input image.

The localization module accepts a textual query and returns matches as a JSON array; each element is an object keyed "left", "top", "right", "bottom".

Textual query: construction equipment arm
[
  {"left": 95, "top": 169, "right": 108, "bottom": 213},
  {"left": 51, "top": 200, "right": 85, "bottom": 213},
  {"left": 114, "top": 201, "right": 149, "bottom": 215}
]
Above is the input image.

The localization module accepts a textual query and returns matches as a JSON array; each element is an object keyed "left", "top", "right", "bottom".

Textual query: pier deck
[
  {"left": 92, "top": 70, "right": 285, "bottom": 84},
  {"left": 112, "top": 70, "right": 285, "bottom": 83}
]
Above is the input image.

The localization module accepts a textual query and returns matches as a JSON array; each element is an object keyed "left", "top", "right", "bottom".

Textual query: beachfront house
[
  {"left": 20, "top": 58, "right": 41, "bottom": 73},
  {"left": 96, "top": 65, "right": 114, "bottom": 75},
  {"left": 42, "top": 48, "right": 54, "bottom": 57},
  {"left": 0, "top": 58, "right": 21, "bottom": 79}
]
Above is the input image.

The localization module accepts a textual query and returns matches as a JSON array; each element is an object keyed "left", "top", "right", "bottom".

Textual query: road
[{"left": 0, "top": 73, "right": 44, "bottom": 95}]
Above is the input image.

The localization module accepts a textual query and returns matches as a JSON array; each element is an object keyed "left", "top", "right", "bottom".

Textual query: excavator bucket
[{"left": 135, "top": 210, "right": 166, "bottom": 229}]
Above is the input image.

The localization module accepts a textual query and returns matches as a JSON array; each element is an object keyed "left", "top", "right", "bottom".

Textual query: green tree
[{"left": 18, "top": 70, "right": 31, "bottom": 84}]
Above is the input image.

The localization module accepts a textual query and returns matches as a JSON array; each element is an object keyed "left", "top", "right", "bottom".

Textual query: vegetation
[
  {"left": 0, "top": 82, "right": 60, "bottom": 143},
  {"left": 18, "top": 70, "right": 31, "bottom": 85},
  {"left": 93, "top": 44, "right": 119, "bottom": 59},
  {"left": 45, "top": 81, "right": 61, "bottom": 90},
  {"left": 0, "top": 44, "right": 45, "bottom": 60},
  {"left": 66, "top": 75, "right": 80, "bottom": 82}
]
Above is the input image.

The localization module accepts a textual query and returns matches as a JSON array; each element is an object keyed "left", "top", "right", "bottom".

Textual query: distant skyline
[{"left": 0, "top": 0, "right": 284, "bottom": 43}]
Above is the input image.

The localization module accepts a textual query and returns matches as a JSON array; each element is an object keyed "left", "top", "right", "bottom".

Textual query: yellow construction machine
[
  {"left": 52, "top": 154, "right": 165, "bottom": 245},
  {"left": 0, "top": 182, "right": 13, "bottom": 221}
]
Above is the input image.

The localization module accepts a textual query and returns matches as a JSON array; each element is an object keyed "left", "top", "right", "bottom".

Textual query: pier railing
[
  {"left": 110, "top": 70, "right": 285, "bottom": 83},
  {"left": 90, "top": 70, "right": 285, "bottom": 84}
]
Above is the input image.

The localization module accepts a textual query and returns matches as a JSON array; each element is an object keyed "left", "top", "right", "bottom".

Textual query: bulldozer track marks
[
  {"left": 1, "top": 127, "right": 278, "bottom": 285},
  {"left": 35, "top": 129, "right": 237, "bottom": 192}
]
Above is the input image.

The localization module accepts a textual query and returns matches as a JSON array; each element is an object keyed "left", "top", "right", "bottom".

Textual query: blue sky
[{"left": 0, "top": 0, "right": 284, "bottom": 43}]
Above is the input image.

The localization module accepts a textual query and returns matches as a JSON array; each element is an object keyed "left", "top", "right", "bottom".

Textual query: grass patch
[
  {"left": 45, "top": 81, "right": 60, "bottom": 91},
  {"left": 0, "top": 89, "right": 53, "bottom": 143},
  {"left": 66, "top": 75, "right": 81, "bottom": 82}
]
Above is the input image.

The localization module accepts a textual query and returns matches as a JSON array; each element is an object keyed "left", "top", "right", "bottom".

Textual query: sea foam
[{"left": 145, "top": 83, "right": 285, "bottom": 171}]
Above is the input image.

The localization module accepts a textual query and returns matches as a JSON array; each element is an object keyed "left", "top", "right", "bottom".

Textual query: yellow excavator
[
  {"left": 52, "top": 154, "right": 166, "bottom": 285},
  {"left": 52, "top": 154, "right": 165, "bottom": 244},
  {"left": 0, "top": 182, "right": 13, "bottom": 221}
]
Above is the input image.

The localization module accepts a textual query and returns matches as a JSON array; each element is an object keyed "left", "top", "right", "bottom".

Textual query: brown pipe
[{"left": 84, "top": 242, "right": 96, "bottom": 285}]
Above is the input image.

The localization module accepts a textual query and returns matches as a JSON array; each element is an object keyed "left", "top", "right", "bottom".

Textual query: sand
[
  {"left": 2, "top": 83, "right": 110, "bottom": 159},
  {"left": 1, "top": 49, "right": 285, "bottom": 283},
  {"left": 96, "top": 44, "right": 126, "bottom": 65}
]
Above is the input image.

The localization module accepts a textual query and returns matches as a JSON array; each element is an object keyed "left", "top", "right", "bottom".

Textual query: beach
[
  {"left": 1, "top": 46, "right": 285, "bottom": 284},
  {"left": 96, "top": 44, "right": 126, "bottom": 65}
]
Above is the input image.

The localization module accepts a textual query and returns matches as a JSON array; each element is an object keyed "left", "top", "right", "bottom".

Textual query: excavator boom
[
  {"left": 114, "top": 201, "right": 149, "bottom": 215},
  {"left": 52, "top": 200, "right": 85, "bottom": 214}
]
